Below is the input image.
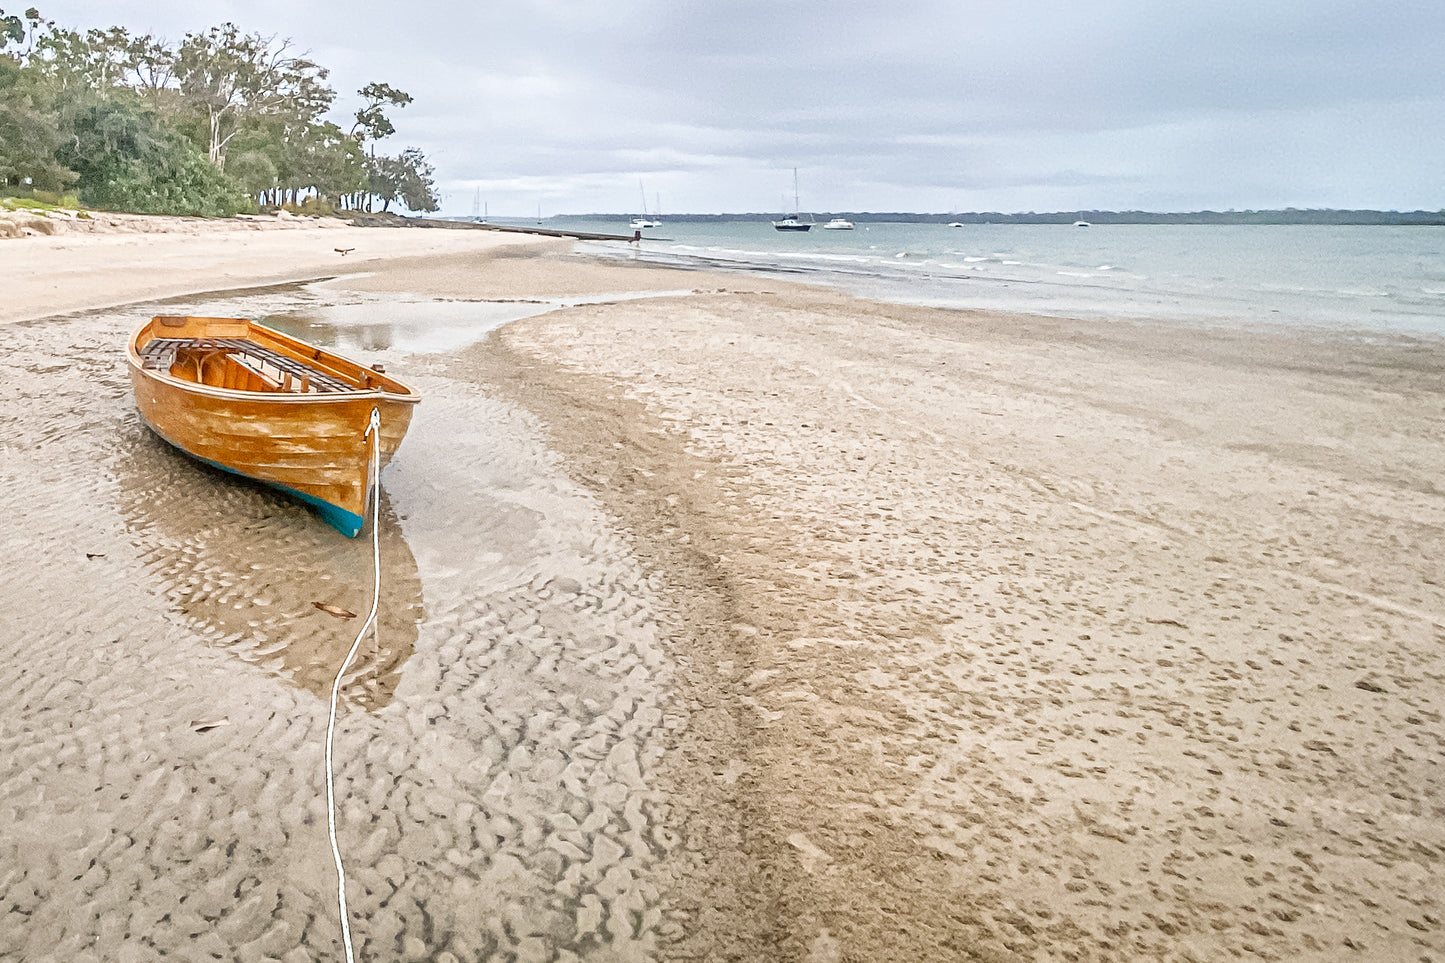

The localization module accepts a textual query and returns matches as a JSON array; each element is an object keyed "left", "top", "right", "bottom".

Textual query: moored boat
[
  {"left": 772, "top": 167, "right": 814, "bottom": 231},
  {"left": 772, "top": 214, "right": 812, "bottom": 232},
  {"left": 822, "top": 217, "right": 854, "bottom": 230},
  {"left": 127, "top": 315, "right": 420, "bottom": 537}
]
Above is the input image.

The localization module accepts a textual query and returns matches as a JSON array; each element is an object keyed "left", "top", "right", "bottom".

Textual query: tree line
[{"left": 0, "top": 8, "right": 438, "bottom": 216}]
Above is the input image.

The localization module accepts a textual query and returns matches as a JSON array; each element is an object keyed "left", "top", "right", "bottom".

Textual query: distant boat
[
  {"left": 1074, "top": 220, "right": 1091, "bottom": 227},
  {"left": 773, "top": 168, "right": 813, "bottom": 232},
  {"left": 128, "top": 315, "right": 420, "bottom": 537},
  {"left": 632, "top": 180, "right": 662, "bottom": 230},
  {"left": 948, "top": 222, "right": 965, "bottom": 228},
  {"left": 823, "top": 217, "right": 854, "bottom": 230}
]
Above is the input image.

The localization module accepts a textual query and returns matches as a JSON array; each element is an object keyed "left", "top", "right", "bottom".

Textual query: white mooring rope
[{"left": 325, "top": 407, "right": 382, "bottom": 963}]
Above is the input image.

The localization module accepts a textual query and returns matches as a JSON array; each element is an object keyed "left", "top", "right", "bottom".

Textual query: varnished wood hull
[{"left": 127, "top": 316, "right": 420, "bottom": 536}]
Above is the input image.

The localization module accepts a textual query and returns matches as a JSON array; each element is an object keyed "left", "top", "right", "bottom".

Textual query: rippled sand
[
  {"left": 2, "top": 229, "right": 1443, "bottom": 961},
  {"left": 0, "top": 285, "right": 689, "bottom": 960},
  {"left": 466, "top": 290, "right": 1445, "bottom": 961}
]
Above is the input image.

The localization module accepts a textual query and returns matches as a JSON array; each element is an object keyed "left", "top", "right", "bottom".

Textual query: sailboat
[
  {"left": 630, "top": 180, "right": 662, "bottom": 230},
  {"left": 772, "top": 169, "right": 813, "bottom": 232}
]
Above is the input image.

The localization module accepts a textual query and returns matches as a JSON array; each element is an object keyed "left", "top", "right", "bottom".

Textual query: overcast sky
[{"left": 36, "top": 0, "right": 1445, "bottom": 217}]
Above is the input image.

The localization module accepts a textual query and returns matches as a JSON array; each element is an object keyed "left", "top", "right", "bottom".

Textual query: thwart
[{"left": 126, "top": 315, "right": 420, "bottom": 536}]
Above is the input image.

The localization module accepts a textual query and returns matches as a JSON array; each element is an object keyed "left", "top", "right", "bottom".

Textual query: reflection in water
[
  {"left": 171, "top": 284, "right": 692, "bottom": 357},
  {"left": 113, "top": 417, "right": 424, "bottom": 711},
  {"left": 263, "top": 298, "right": 553, "bottom": 354}
]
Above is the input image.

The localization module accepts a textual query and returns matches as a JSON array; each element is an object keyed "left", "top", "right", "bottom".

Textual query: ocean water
[{"left": 552, "top": 220, "right": 1445, "bottom": 337}]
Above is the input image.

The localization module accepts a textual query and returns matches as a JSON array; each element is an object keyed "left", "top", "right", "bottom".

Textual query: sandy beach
[{"left": 2, "top": 216, "right": 1442, "bottom": 961}]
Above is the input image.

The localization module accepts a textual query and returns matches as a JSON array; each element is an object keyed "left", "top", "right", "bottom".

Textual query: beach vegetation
[
  {"left": 0, "top": 41, "right": 77, "bottom": 193},
  {"left": 351, "top": 81, "right": 412, "bottom": 144},
  {"left": 0, "top": 8, "right": 441, "bottom": 217},
  {"left": 364, "top": 146, "right": 439, "bottom": 214},
  {"left": 281, "top": 194, "right": 340, "bottom": 217},
  {"left": 0, "top": 12, "right": 20, "bottom": 47},
  {"left": 173, "top": 23, "right": 333, "bottom": 170},
  {"left": 1, "top": 191, "right": 77, "bottom": 209},
  {"left": 60, "top": 95, "right": 250, "bottom": 215}
]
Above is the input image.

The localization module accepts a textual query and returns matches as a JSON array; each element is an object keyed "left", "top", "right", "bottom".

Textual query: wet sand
[{"left": 2, "top": 223, "right": 1443, "bottom": 961}]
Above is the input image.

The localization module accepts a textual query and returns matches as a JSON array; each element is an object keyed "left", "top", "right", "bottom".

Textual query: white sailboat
[{"left": 630, "top": 180, "right": 661, "bottom": 230}]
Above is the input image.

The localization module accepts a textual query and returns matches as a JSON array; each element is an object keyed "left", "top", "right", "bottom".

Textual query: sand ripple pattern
[
  {"left": 0, "top": 308, "right": 674, "bottom": 960},
  {"left": 494, "top": 290, "right": 1445, "bottom": 961}
]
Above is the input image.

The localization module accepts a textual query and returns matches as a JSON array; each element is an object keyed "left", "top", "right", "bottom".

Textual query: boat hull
[{"left": 127, "top": 316, "right": 419, "bottom": 537}]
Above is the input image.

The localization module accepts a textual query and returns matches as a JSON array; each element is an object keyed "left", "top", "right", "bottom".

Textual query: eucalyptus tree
[
  {"left": 0, "top": 49, "right": 74, "bottom": 191},
  {"left": 365, "top": 147, "right": 438, "bottom": 213},
  {"left": 235, "top": 115, "right": 365, "bottom": 208},
  {"left": 174, "top": 23, "right": 333, "bottom": 169},
  {"left": 0, "top": 7, "right": 47, "bottom": 56},
  {"left": 351, "top": 81, "right": 411, "bottom": 143},
  {"left": 343, "top": 81, "right": 441, "bottom": 213},
  {"left": 0, "top": 9, "right": 23, "bottom": 47},
  {"left": 0, "top": 7, "right": 74, "bottom": 192},
  {"left": 32, "top": 25, "right": 137, "bottom": 99},
  {"left": 1, "top": 10, "right": 438, "bottom": 215},
  {"left": 284, "top": 119, "right": 364, "bottom": 206},
  {"left": 126, "top": 34, "right": 178, "bottom": 112}
]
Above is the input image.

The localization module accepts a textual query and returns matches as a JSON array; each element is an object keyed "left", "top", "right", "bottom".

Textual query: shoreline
[
  {"left": 0, "top": 215, "right": 596, "bottom": 325},
  {"left": 3, "top": 217, "right": 1442, "bottom": 959}
]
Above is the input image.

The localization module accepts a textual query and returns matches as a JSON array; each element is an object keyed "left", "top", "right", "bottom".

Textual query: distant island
[{"left": 545, "top": 209, "right": 1445, "bottom": 226}]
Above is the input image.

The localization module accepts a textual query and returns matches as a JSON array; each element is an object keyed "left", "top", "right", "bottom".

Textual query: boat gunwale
[{"left": 127, "top": 316, "right": 420, "bottom": 408}]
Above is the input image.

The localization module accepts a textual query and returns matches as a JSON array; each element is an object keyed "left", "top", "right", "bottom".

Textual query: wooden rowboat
[{"left": 127, "top": 315, "right": 420, "bottom": 537}]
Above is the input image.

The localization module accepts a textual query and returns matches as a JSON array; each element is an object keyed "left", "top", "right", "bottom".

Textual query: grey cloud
[{"left": 41, "top": 0, "right": 1445, "bottom": 213}]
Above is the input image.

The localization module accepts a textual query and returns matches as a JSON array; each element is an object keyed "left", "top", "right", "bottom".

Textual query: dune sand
[{"left": 1, "top": 217, "right": 1442, "bottom": 961}]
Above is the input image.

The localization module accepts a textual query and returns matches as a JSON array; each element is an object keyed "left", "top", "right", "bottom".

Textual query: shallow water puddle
[
  {"left": 263, "top": 297, "right": 554, "bottom": 353},
  {"left": 114, "top": 415, "right": 425, "bottom": 711},
  {"left": 259, "top": 287, "right": 694, "bottom": 354}
]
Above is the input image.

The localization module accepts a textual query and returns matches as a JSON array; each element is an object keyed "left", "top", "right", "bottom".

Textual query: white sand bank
[{"left": 1, "top": 214, "right": 566, "bottom": 324}]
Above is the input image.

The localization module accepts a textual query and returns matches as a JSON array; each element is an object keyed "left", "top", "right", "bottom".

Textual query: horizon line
[{"left": 447, "top": 207, "right": 1445, "bottom": 220}]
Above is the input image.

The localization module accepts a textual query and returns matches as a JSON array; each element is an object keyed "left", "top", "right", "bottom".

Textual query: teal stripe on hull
[
  {"left": 283, "top": 485, "right": 367, "bottom": 538},
  {"left": 146, "top": 426, "right": 366, "bottom": 537}
]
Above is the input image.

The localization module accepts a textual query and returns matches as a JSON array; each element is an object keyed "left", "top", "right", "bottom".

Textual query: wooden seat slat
[{"left": 140, "top": 338, "right": 356, "bottom": 393}]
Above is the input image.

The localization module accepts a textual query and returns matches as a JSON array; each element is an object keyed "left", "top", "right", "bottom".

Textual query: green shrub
[
  {"left": 64, "top": 100, "right": 254, "bottom": 217},
  {"left": 284, "top": 195, "right": 337, "bottom": 216}
]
